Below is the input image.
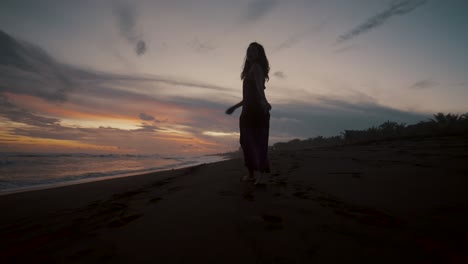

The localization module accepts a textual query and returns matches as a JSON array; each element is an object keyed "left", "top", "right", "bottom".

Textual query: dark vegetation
[{"left": 272, "top": 112, "right": 468, "bottom": 151}]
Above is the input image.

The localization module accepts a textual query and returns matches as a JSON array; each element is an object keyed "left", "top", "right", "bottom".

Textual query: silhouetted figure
[{"left": 226, "top": 42, "right": 272, "bottom": 185}]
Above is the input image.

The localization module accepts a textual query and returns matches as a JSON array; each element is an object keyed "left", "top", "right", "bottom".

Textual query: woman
[{"left": 225, "top": 42, "right": 272, "bottom": 185}]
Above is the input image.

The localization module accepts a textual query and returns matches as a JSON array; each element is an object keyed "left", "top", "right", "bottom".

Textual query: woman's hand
[
  {"left": 225, "top": 100, "right": 243, "bottom": 115},
  {"left": 225, "top": 106, "right": 236, "bottom": 115}
]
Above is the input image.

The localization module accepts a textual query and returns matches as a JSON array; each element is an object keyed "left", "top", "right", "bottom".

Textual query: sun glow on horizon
[
  {"left": 59, "top": 118, "right": 142, "bottom": 130},
  {"left": 202, "top": 131, "right": 240, "bottom": 137}
]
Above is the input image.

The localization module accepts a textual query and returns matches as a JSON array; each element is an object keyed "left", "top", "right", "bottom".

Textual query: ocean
[{"left": 0, "top": 152, "right": 227, "bottom": 195}]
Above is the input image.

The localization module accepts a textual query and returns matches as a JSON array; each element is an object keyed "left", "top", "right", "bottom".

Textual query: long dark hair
[{"left": 241, "top": 42, "right": 270, "bottom": 82}]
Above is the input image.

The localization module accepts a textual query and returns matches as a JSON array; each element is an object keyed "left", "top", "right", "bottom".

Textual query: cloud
[
  {"left": 337, "top": 0, "right": 428, "bottom": 44},
  {"left": 273, "top": 17, "right": 330, "bottom": 52},
  {"left": 139, "top": 112, "right": 154, "bottom": 121},
  {"left": 133, "top": 123, "right": 161, "bottom": 132},
  {"left": 113, "top": 2, "right": 147, "bottom": 56},
  {"left": 188, "top": 37, "right": 215, "bottom": 53},
  {"left": 333, "top": 44, "right": 363, "bottom": 54},
  {"left": 244, "top": 0, "right": 278, "bottom": 22},
  {"left": 0, "top": 29, "right": 76, "bottom": 102},
  {"left": 0, "top": 94, "right": 60, "bottom": 127},
  {"left": 273, "top": 71, "right": 286, "bottom": 79},
  {"left": 0, "top": 29, "right": 233, "bottom": 104},
  {"left": 135, "top": 40, "right": 146, "bottom": 56},
  {"left": 409, "top": 79, "right": 438, "bottom": 90}
]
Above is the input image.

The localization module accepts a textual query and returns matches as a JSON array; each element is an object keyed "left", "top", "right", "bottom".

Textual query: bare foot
[{"left": 254, "top": 173, "right": 264, "bottom": 185}]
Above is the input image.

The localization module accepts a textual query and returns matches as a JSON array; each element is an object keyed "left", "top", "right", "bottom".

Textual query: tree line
[{"left": 272, "top": 112, "right": 468, "bottom": 151}]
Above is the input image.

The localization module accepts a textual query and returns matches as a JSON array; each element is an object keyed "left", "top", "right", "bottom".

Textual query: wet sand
[{"left": 1, "top": 135, "right": 468, "bottom": 263}]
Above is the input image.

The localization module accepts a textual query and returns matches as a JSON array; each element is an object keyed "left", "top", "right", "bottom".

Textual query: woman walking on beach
[{"left": 226, "top": 42, "right": 272, "bottom": 185}]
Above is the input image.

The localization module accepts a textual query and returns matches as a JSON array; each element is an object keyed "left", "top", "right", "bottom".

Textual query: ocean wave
[
  {"left": 0, "top": 158, "right": 220, "bottom": 193},
  {"left": 0, "top": 152, "right": 182, "bottom": 159},
  {"left": 0, "top": 152, "right": 227, "bottom": 195}
]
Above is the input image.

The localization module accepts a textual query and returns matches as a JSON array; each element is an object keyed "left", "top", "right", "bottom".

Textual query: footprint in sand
[
  {"left": 167, "top": 185, "right": 185, "bottom": 193},
  {"left": 316, "top": 195, "right": 403, "bottom": 228},
  {"left": 291, "top": 183, "right": 315, "bottom": 199},
  {"left": 112, "top": 189, "right": 147, "bottom": 200},
  {"left": 71, "top": 198, "right": 140, "bottom": 231},
  {"left": 94, "top": 202, "right": 127, "bottom": 216},
  {"left": 218, "top": 190, "right": 236, "bottom": 197},
  {"left": 98, "top": 254, "right": 114, "bottom": 262},
  {"left": 0, "top": 223, "right": 44, "bottom": 241},
  {"left": 262, "top": 214, "right": 283, "bottom": 231},
  {"left": 148, "top": 196, "right": 162, "bottom": 204},
  {"left": 150, "top": 177, "right": 176, "bottom": 188},
  {"left": 107, "top": 214, "right": 143, "bottom": 228},
  {"left": 293, "top": 191, "right": 308, "bottom": 199},
  {"left": 274, "top": 180, "right": 288, "bottom": 187},
  {"left": 243, "top": 192, "right": 255, "bottom": 202},
  {"left": 68, "top": 247, "right": 96, "bottom": 261},
  {"left": 328, "top": 172, "right": 362, "bottom": 179}
]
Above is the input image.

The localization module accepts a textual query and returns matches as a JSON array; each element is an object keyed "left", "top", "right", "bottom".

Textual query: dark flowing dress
[{"left": 239, "top": 69, "right": 271, "bottom": 173}]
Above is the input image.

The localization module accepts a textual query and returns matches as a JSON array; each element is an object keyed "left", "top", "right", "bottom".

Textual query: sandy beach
[{"left": 1, "top": 135, "right": 468, "bottom": 263}]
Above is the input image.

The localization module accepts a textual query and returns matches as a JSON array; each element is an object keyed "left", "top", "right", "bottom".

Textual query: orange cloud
[{"left": 4, "top": 92, "right": 193, "bottom": 125}]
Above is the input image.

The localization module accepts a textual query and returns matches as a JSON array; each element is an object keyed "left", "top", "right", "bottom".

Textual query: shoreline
[{"left": 0, "top": 156, "right": 228, "bottom": 197}]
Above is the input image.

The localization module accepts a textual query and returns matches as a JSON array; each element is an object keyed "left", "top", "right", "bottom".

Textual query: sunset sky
[{"left": 1, "top": 0, "right": 467, "bottom": 155}]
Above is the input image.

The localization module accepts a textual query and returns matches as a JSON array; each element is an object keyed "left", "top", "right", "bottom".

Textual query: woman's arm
[{"left": 225, "top": 100, "right": 243, "bottom": 115}]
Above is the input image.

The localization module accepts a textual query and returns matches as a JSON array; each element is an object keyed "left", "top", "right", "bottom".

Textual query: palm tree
[
  {"left": 430, "top": 112, "right": 448, "bottom": 124},
  {"left": 446, "top": 113, "right": 460, "bottom": 124},
  {"left": 461, "top": 113, "right": 468, "bottom": 120}
]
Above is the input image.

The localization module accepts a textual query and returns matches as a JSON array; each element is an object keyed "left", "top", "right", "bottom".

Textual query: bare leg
[{"left": 254, "top": 172, "right": 263, "bottom": 185}]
